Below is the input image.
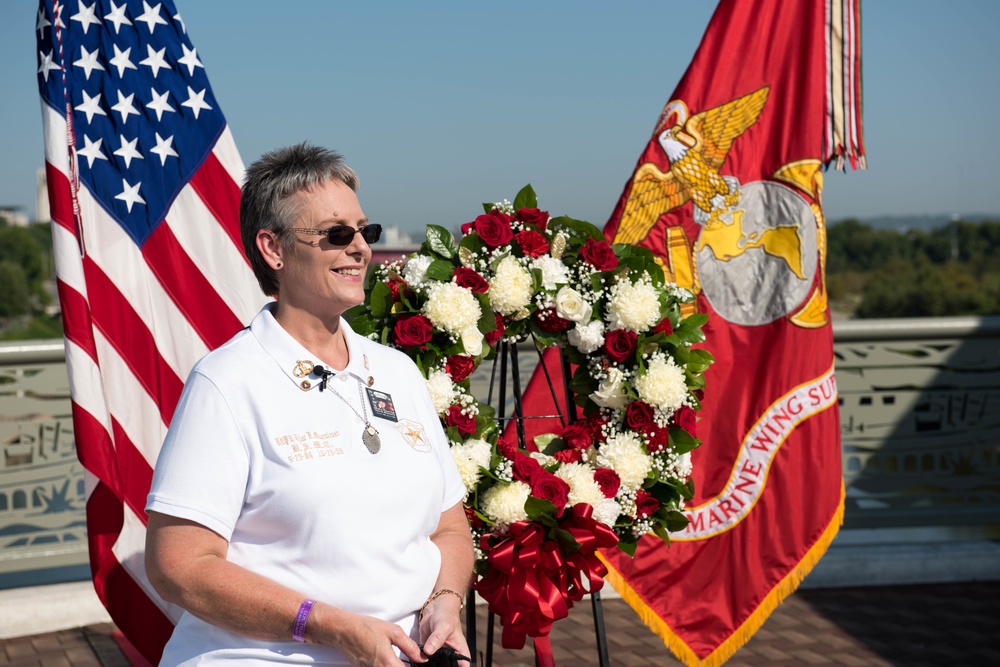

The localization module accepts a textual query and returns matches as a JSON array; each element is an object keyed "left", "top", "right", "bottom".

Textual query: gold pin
[
  {"left": 293, "top": 360, "right": 315, "bottom": 378},
  {"left": 300, "top": 380, "right": 312, "bottom": 390},
  {"left": 367, "top": 376, "right": 374, "bottom": 386}
]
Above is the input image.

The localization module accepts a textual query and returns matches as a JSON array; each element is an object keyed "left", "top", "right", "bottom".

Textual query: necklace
[{"left": 321, "top": 373, "right": 381, "bottom": 455}]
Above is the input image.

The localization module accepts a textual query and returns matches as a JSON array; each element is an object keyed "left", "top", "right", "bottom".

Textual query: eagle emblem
[{"left": 614, "top": 86, "right": 770, "bottom": 245}]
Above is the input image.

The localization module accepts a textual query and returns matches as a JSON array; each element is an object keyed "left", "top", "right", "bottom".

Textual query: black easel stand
[{"left": 468, "top": 341, "right": 611, "bottom": 667}]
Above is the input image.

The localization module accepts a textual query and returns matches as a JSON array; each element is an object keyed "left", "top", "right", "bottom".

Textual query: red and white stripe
[{"left": 42, "top": 98, "right": 266, "bottom": 660}]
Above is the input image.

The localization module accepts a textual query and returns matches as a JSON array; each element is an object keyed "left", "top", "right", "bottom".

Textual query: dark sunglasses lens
[{"left": 325, "top": 225, "right": 382, "bottom": 246}]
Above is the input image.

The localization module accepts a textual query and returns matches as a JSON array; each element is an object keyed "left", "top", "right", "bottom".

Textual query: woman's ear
[{"left": 257, "top": 228, "right": 285, "bottom": 270}]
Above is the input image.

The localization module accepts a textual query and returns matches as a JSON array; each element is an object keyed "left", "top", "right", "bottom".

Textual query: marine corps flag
[
  {"left": 514, "top": 0, "right": 864, "bottom": 665},
  {"left": 601, "top": 0, "right": 864, "bottom": 664}
]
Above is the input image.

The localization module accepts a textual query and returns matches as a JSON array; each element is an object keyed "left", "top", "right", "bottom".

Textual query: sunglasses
[{"left": 288, "top": 223, "right": 382, "bottom": 246}]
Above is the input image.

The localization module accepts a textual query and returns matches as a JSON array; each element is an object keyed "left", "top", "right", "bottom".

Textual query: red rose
[
  {"left": 579, "top": 237, "right": 618, "bottom": 271},
  {"left": 560, "top": 423, "right": 592, "bottom": 450},
  {"left": 461, "top": 221, "right": 474, "bottom": 235},
  {"left": 464, "top": 505, "right": 483, "bottom": 529},
  {"left": 674, "top": 406, "right": 697, "bottom": 437},
  {"left": 512, "top": 453, "right": 543, "bottom": 484},
  {"left": 585, "top": 410, "right": 609, "bottom": 443},
  {"left": 636, "top": 490, "right": 660, "bottom": 518},
  {"left": 473, "top": 211, "right": 514, "bottom": 248},
  {"left": 625, "top": 401, "right": 656, "bottom": 434},
  {"left": 497, "top": 436, "right": 518, "bottom": 461},
  {"left": 593, "top": 468, "right": 621, "bottom": 499},
  {"left": 445, "top": 355, "right": 475, "bottom": 382},
  {"left": 646, "top": 427, "right": 669, "bottom": 452},
  {"left": 515, "top": 230, "right": 549, "bottom": 258},
  {"left": 603, "top": 329, "right": 638, "bottom": 363},
  {"left": 445, "top": 405, "right": 476, "bottom": 435},
  {"left": 553, "top": 448, "right": 582, "bottom": 464},
  {"left": 533, "top": 307, "right": 571, "bottom": 333},
  {"left": 653, "top": 317, "right": 674, "bottom": 336},
  {"left": 453, "top": 267, "right": 489, "bottom": 293},
  {"left": 485, "top": 313, "right": 505, "bottom": 345},
  {"left": 393, "top": 314, "right": 433, "bottom": 350},
  {"left": 386, "top": 277, "right": 409, "bottom": 301},
  {"left": 514, "top": 207, "right": 549, "bottom": 231},
  {"left": 532, "top": 472, "right": 571, "bottom": 513}
]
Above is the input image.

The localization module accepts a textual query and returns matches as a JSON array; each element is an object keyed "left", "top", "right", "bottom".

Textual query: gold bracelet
[{"left": 419, "top": 588, "right": 464, "bottom": 620}]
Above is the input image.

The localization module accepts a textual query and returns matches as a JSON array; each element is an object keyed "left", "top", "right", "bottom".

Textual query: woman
[{"left": 145, "top": 144, "right": 473, "bottom": 666}]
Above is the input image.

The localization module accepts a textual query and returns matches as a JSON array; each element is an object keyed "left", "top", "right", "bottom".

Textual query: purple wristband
[{"left": 292, "top": 599, "right": 315, "bottom": 643}]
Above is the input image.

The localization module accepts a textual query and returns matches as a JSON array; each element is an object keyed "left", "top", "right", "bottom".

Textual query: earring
[{"left": 276, "top": 262, "right": 283, "bottom": 269}]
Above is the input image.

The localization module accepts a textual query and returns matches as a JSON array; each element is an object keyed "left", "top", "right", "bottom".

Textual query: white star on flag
[
  {"left": 74, "top": 45, "right": 106, "bottom": 81},
  {"left": 109, "top": 44, "right": 138, "bottom": 77},
  {"left": 114, "top": 178, "right": 146, "bottom": 213},
  {"left": 70, "top": 2, "right": 102, "bottom": 35},
  {"left": 181, "top": 86, "right": 212, "bottom": 119},
  {"left": 173, "top": 12, "right": 186, "bottom": 34},
  {"left": 140, "top": 44, "right": 172, "bottom": 78},
  {"left": 114, "top": 135, "right": 144, "bottom": 169},
  {"left": 146, "top": 88, "right": 175, "bottom": 122},
  {"left": 36, "top": 7, "right": 51, "bottom": 39},
  {"left": 111, "top": 90, "right": 140, "bottom": 123},
  {"left": 77, "top": 135, "right": 108, "bottom": 169},
  {"left": 136, "top": 1, "right": 169, "bottom": 34},
  {"left": 104, "top": 1, "right": 133, "bottom": 34},
  {"left": 37, "top": 49, "right": 60, "bottom": 82},
  {"left": 178, "top": 44, "right": 204, "bottom": 76},
  {"left": 150, "top": 133, "right": 179, "bottom": 166},
  {"left": 76, "top": 90, "right": 108, "bottom": 124}
]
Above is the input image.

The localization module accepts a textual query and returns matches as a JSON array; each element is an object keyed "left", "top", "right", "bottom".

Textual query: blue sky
[{"left": 3, "top": 1, "right": 999, "bottom": 236}]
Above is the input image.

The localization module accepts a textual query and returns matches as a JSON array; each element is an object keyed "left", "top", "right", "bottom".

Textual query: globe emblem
[{"left": 693, "top": 178, "right": 817, "bottom": 326}]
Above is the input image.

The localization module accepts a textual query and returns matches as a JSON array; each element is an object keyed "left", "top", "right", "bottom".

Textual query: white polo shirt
[{"left": 147, "top": 303, "right": 465, "bottom": 666}]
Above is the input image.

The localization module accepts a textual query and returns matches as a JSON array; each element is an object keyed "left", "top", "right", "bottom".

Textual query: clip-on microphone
[{"left": 312, "top": 365, "right": 335, "bottom": 392}]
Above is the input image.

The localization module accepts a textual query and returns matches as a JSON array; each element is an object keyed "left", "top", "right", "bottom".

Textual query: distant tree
[
  {"left": 0, "top": 226, "right": 45, "bottom": 289},
  {"left": 0, "top": 261, "right": 31, "bottom": 318}
]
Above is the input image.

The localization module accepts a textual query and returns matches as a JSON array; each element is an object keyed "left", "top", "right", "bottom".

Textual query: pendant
[{"left": 362, "top": 424, "right": 381, "bottom": 455}]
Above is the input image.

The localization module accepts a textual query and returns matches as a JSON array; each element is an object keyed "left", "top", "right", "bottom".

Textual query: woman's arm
[
  {"left": 417, "top": 502, "right": 474, "bottom": 661},
  {"left": 145, "top": 511, "right": 426, "bottom": 667}
]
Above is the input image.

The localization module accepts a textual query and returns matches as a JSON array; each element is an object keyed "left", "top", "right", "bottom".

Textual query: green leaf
[
  {"left": 616, "top": 539, "right": 638, "bottom": 557},
  {"left": 369, "top": 281, "right": 392, "bottom": 318},
  {"left": 534, "top": 432, "right": 560, "bottom": 453},
  {"left": 652, "top": 522, "right": 672, "bottom": 544},
  {"left": 669, "top": 426, "right": 698, "bottom": 454},
  {"left": 347, "top": 313, "right": 377, "bottom": 337},
  {"left": 663, "top": 509, "right": 690, "bottom": 533},
  {"left": 513, "top": 184, "right": 538, "bottom": 211},
  {"left": 482, "top": 202, "right": 494, "bottom": 214},
  {"left": 424, "top": 225, "right": 457, "bottom": 259},
  {"left": 548, "top": 216, "right": 603, "bottom": 241},
  {"left": 553, "top": 528, "right": 581, "bottom": 556},
  {"left": 424, "top": 259, "right": 456, "bottom": 282},
  {"left": 682, "top": 313, "right": 709, "bottom": 328},
  {"left": 524, "top": 497, "right": 559, "bottom": 527}
]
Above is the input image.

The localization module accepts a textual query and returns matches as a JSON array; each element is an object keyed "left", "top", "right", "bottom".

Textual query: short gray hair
[{"left": 240, "top": 143, "right": 360, "bottom": 296}]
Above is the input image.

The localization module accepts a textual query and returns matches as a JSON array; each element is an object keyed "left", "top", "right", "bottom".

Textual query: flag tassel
[{"left": 601, "top": 484, "right": 845, "bottom": 667}]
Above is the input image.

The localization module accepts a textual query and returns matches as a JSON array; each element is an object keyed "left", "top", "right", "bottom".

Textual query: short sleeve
[
  {"left": 408, "top": 363, "right": 467, "bottom": 511},
  {"left": 146, "top": 369, "right": 250, "bottom": 541}
]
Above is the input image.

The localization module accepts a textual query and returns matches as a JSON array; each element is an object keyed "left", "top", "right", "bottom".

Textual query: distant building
[
  {"left": 0, "top": 206, "right": 29, "bottom": 227},
  {"left": 36, "top": 168, "right": 50, "bottom": 224},
  {"left": 371, "top": 225, "right": 420, "bottom": 267}
]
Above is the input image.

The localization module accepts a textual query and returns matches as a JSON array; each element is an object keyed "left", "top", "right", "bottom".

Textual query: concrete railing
[{"left": 2, "top": 318, "right": 999, "bottom": 591}]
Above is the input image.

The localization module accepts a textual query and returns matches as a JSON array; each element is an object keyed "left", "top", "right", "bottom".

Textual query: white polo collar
[{"left": 250, "top": 303, "right": 372, "bottom": 392}]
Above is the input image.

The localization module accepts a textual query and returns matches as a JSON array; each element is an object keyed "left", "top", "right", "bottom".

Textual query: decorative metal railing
[{"left": 2, "top": 317, "right": 999, "bottom": 587}]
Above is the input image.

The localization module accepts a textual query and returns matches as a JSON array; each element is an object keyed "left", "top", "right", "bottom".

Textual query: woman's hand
[
  {"left": 309, "top": 605, "right": 427, "bottom": 667},
  {"left": 417, "top": 593, "right": 470, "bottom": 665}
]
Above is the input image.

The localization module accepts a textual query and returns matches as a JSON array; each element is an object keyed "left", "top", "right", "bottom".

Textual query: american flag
[{"left": 35, "top": 1, "right": 265, "bottom": 660}]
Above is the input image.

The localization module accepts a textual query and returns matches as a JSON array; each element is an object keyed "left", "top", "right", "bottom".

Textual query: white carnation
[
  {"left": 593, "top": 498, "right": 623, "bottom": 528},
  {"left": 667, "top": 450, "right": 693, "bottom": 480},
  {"left": 531, "top": 255, "right": 570, "bottom": 291},
  {"left": 423, "top": 282, "right": 481, "bottom": 336},
  {"left": 554, "top": 286, "right": 592, "bottom": 323},
  {"left": 635, "top": 354, "right": 687, "bottom": 412},
  {"left": 597, "top": 432, "right": 651, "bottom": 491},
  {"left": 425, "top": 369, "right": 457, "bottom": 414},
  {"left": 590, "top": 367, "right": 629, "bottom": 410},
  {"left": 567, "top": 319, "right": 605, "bottom": 354},
  {"left": 481, "top": 480, "right": 531, "bottom": 527},
  {"left": 605, "top": 276, "right": 662, "bottom": 333},
  {"left": 401, "top": 254, "right": 434, "bottom": 289},
  {"left": 451, "top": 438, "right": 493, "bottom": 497},
  {"left": 556, "top": 463, "right": 606, "bottom": 509},
  {"left": 489, "top": 256, "right": 534, "bottom": 316}
]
